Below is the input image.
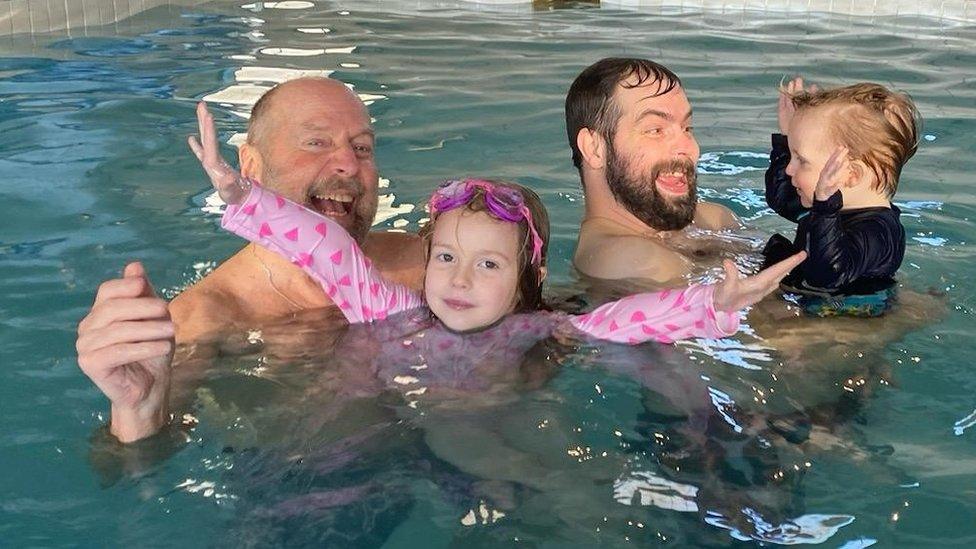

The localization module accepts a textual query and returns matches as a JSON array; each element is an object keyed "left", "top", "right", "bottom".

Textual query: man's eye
[
  {"left": 307, "top": 139, "right": 325, "bottom": 147},
  {"left": 354, "top": 144, "right": 373, "bottom": 156},
  {"left": 684, "top": 126, "right": 694, "bottom": 133},
  {"left": 436, "top": 253, "right": 454, "bottom": 263},
  {"left": 644, "top": 128, "right": 663, "bottom": 135}
]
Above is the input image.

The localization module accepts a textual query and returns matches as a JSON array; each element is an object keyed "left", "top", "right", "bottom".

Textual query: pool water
[{"left": 1, "top": 2, "right": 974, "bottom": 546}]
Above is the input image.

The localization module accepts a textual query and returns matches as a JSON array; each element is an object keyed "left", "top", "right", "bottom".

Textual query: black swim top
[{"left": 761, "top": 133, "right": 906, "bottom": 297}]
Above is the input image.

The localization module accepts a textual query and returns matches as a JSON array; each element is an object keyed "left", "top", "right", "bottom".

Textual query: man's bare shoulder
[
  {"left": 694, "top": 201, "right": 741, "bottom": 231},
  {"left": 575, "top": 231, "right": 691, "bottom": 282},
  {"left": 363, "top": 231, "right": 425, "bottom": 288},
  {"left": 169, "top": 272, "right": 243, "bottom": 344}
]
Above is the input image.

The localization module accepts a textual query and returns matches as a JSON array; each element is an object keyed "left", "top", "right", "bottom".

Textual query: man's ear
[
  {"left": 577, "top": 128, "right": 607, "bottom": 170},
  {"left": 239, "top": 142, "right": 264, "bottom": 180}
]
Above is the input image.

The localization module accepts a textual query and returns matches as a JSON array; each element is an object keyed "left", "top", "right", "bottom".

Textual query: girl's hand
[
  {"left": 778, "top": 76, "right": 818, "bottom": 135},
  {"left": 187, "top": 101, "right": 251, "bottom": 205},
  {"left": 814, "top": 147, "right": 851, "bottom": 202},
  {"left": 713, "top": 252, "right": 807, "bottom": 313}
]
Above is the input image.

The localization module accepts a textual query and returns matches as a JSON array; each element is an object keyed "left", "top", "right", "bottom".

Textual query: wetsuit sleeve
[
  {"left": 799, "top": 191, "right": 898, "bottom": 290},
  {"left": 567, "top": 284, "right": 739, "bottom": 345},
  {"left": 221, "top": 183, "right": 424, "bottom": 323},
  {"left": 765, "top": 134, "right": 808, "bottom": 223}
]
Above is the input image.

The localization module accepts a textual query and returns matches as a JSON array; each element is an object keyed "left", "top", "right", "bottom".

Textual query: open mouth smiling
[{"left": 309, "top": 191, "right": 356, "bottom": 218}]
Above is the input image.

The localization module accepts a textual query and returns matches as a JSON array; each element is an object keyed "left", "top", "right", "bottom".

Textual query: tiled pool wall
[{"left": 1, "top": 0, "right": 974, "bottom": 36}]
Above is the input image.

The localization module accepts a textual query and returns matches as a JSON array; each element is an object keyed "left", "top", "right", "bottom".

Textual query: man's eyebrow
[
  {"left": 299, "top": 122, "right": 375, "bottom": 140},
  {"left": 635, "top": 108, "right": 693, "bottom": 124}
]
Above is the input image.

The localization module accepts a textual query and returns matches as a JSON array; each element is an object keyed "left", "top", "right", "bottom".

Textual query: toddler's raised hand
[
  {"left": 187, "top": 101, "right": 251, "bottom": 205},
  {"left": 778, "top": 77, "right": 818, "bottom": 135},
  {"left": 814, "top": 147, "right": 851, "bottom": 201},
  {"left": 713, "top": 251, "right": 806, "bottom": 313}
]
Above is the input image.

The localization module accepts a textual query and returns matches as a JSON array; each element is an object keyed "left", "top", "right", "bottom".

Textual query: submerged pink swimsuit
[{"left": 222, "top": 183, "right": 738, "bottom": 345}]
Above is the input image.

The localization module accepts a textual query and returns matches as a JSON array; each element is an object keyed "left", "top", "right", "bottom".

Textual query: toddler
[{"left": 763, "top": 78, "right": 920, "bottom": 315}]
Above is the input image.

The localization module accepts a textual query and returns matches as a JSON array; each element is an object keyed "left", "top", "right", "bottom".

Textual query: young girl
[{"left": 190, "top": 102, "right": 804, "bottom": 350}]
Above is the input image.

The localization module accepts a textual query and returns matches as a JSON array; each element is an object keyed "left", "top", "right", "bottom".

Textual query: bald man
[{"left": 76, "top": 78, "right": 424, "bottom": 441}]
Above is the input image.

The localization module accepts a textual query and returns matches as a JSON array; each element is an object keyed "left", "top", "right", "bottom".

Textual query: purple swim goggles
[{"left": 428, "top": 178, "right": 544, "bottom": 267}]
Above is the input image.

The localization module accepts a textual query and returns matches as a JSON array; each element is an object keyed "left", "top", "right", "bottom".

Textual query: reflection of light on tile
[
  {"left": 378, "top": 177, "right": 390, "bottom": 189},
  {"left": 203, "top": 84, "right": 272, "bottom": 106},
  {"left": 614, "top": 471, "right": 699, "bottom": 512},
  {"left": 228, "top": 133, "right": 248, "bottom": 148},
  {"left": 297, "top": 27, "right": 331, "bottom": 33},
  {"left": 358, "top": 93, "right": 387, "bottom": 104},
  {"left": 325, "top": 46, "right": 357, "bottom": 54},
  {"left": 235, "top": 67, "right": 333, "bottom": 83},
  {"left": 375, "top": 194, "right": 414, "bottom": 225},
  {"left": 260, "top": 47, "right": 326, "bottom": 57},
  {"left": 340, "top": 62, "right": 360, "bottom": 68},
  {"left": 242, "top": 1, "right": 315, "bottom": 9},
  {"left": 228, "top": 54, "right": 257, "bottom": 61}
]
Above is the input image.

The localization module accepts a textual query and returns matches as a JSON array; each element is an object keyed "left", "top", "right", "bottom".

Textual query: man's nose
[
  {"left": 785, "top": 158, "right": 796, "bottom": 176},
  {"left": 673, "top": 130, "right": 699, "bottom": 160},
  {"left": 328, "top": 142, "right": 360, "bottom": 177}
]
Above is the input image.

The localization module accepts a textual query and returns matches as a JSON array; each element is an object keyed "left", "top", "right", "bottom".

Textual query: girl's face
[
  {"left": 424, "top": 208, "right": 522, "bottom": 332},
  {"left": 785, "top": 108, "right": 838, "bottom": 207}
]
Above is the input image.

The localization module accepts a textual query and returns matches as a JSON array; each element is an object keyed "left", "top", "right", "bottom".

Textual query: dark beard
[{"left": 605, "top": 148, "right": 698, "bottom": 231}]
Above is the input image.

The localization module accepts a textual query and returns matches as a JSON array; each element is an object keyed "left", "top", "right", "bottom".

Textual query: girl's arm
[
  {"left": 568, "top": 254, "right": 807, "bottom": 345},
  {"left": 221, "top": 184, "right": 424, "bottom": 323},
  {"left": 568, "top": 284, "right": 737, "bottom": 344}
]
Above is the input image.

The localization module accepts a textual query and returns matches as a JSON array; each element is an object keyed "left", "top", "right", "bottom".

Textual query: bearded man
[{"left": 567, "top": 58, "right": 741, "bottom": 286}]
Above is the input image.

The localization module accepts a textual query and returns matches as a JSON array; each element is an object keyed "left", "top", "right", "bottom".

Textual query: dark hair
[
  {"left": 565, "top": 58, "right": 682, "bottom": 170},
  {"left": 788, "top": 83, "right": 920, "bottom": 198},
  {"left": 419, "top": 179, "right": 550, "bottom": 312}
]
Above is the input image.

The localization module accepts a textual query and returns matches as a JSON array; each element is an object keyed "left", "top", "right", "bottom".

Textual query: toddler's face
[
  {"left": 424, "top": 209, "right": 522, "bottom": 332},
  {"left": 785, "top": 108, "right": 838, "bottom": 207}
]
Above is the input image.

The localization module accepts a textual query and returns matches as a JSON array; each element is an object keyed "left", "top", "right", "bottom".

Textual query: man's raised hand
[
  {"left": 76, "top": 262, "right": 175, "bottom": 442},
  {"left": 187, "top": 101, "right": 250, "bottom": 205}
]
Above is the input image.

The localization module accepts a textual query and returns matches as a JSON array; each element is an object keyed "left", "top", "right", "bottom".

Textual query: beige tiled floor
[{"left": 0, "top": 0, "right": 973, "bottom": 36}]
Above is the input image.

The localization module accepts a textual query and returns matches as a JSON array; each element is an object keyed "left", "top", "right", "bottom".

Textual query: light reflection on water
[{"left": 0, "top": 2, "right": 974, "bottom": 547}]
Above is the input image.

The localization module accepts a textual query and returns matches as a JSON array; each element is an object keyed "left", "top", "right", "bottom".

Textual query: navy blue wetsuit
[{"left": 762, "top": 134, "right": 905, "bottom": 314}]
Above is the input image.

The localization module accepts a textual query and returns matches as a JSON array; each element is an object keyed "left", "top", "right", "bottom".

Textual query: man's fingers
[
  {"left": 122, "top": 261, "right": 146, "bottom": 279},
  {"left": 80, "top": 297, "right": 170, "bottom": 333},
  {"left": 77, "top": 320, "right": 175, "bottom": 355},
  {"left": 197, "top": 101, "right": 219, "bottom": 156},
  {"left": 78, "top": 341, "right": 174, "bottom": 378},
  {"left": 188, "top": 135, "right": 205, "bottom": 162},
  {"left": 91, "top": 277, "right": 152, "bottom": 308}
]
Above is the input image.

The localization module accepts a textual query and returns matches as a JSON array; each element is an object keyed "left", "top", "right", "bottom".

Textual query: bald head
[{"left": 246, "top": 77, "right": 368, "bottom": 151}]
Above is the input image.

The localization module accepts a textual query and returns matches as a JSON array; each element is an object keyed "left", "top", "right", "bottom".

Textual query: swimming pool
[{"left": 1, "top": 2, "right": 974, "bottom": 546}]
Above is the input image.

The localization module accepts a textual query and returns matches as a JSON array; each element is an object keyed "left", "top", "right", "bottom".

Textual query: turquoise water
[{"left": 1, "top": 2, "right": 974, "bottom": 546}]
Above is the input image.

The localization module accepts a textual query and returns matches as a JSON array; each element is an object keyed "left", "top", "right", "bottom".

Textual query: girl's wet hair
[
  {"left": 787, "top": 82, "right": 921, "bottom": 198},
  {"left": 419, "top": 179, "right": 551, "bottom": 312}
]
